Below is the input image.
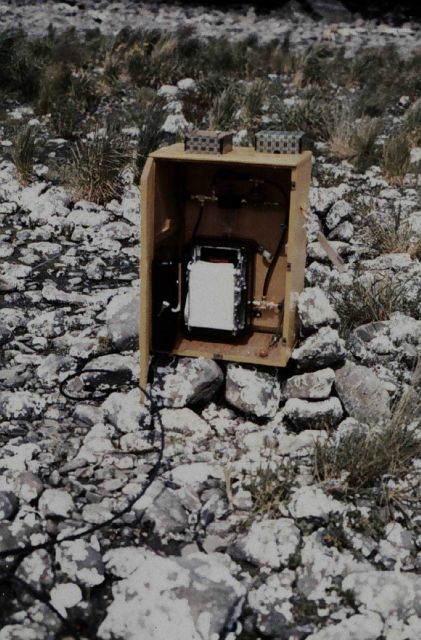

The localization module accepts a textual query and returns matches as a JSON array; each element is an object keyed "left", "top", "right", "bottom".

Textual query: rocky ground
[{"left": 1, "top": 2, "right": 421, "bottom": 640}]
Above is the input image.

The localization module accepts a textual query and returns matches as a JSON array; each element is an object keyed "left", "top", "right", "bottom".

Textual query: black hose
[
  {"left": 262, "top": 223, "right": 287, "bottom": 299},
  {"left": 191, "top": 201, "right": 205, "bottom": 241}
]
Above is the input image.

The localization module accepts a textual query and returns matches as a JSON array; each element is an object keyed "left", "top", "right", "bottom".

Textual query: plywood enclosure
[{"left": 140, "top": 143, "right": 312, "bottom": 399}]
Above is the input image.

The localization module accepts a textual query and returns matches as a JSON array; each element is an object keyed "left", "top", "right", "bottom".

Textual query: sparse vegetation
[
  {"left": 135, "top": 94, "right": 166, "bottom": 177},
  {"left": 404, "top": 98, "right": 421, "bottom": 146},
  {"left": 332, "top": 272, "right": 420, "bottom": 338},
  {"left": 66, "top": 128, "right": 131, "bottom": 204},
  {"left": 382, "top": 133, "right": 411, "bottom": 184},
  {"left": 247, "top": 457, "right": 299, "bottom": 520},
  {"left": 11, "top": 126, "right": 37, "bottom": 185},
  {"left": 364, "top": 207, "right": 417, "bottom": 255},
  {"left": 351, "top": 117, "right": 381, "bottom": 173},
  {"left": 314, "top": 362, "right": 421, "bottom": 493},
  {"left": 208, "top": 84, "right": 239, "bottom": 130}
]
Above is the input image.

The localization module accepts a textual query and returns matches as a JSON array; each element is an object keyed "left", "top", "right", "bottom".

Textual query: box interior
[{"left": 151, "top": 158, "right": 293, "bottom": 366}]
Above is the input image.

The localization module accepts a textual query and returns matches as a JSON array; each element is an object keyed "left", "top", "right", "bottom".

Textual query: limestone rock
[
  {"left": 306, "top": 613, "right": 383, "bottom": 640},
  {"left": 106, "top": 288, "right": 139, "bottom": 348},
  {"left": 225, "top": 364, "right": 281, "bottom": 418},
  {"left": 298, "top": 287, "right": 339, "bottom": 333},
  {"left": 334, "top": 360, "right": 391, "bottom": 424},
  {"left": 133, "top": 480, "right": 189, "bottom": 537},
  {"left": 325, "top": 199, "right": 353, "bottom": 229},
  {"left": 283, "top": 397, "right": 343, "bottom": 429},
  {"left": 289, "top": 486, "right": 346, "bottom": 520},
  {"left": 0, "top": 492, "right": 19, "bottom": 520},
  {"left": 0, "top": 392, "right": 46, "bottom": 420},
  {"left": 292, "top": 327, "right": 346, "bottom": 370},
  {"left": 342, "top": 571, "right": 421, "bottom": 619},
  {"left": 153, "top": 357, "right": 223, "bottom": 407},
  {"left": 38, "top": 489, "right": 74, "bottom": 518},
  {"left": 57, "top": 539, "right": 105, "bottom": 587},
  {"left": 247, "top": 570, "right": 295, "bottom": 636},
  {"left": 98, "top": 550, "right": 246, "bottom": 640},
  {"left": 284, "top": 368, "right": 335, "bottom": 400},
  {"left": 230, "top": 519, "right": 300, "bottom": 569}
]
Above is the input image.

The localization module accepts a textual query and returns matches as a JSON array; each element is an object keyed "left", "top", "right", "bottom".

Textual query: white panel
[{"left": 185, "top": 260, "right": 235, "bottom": 331}]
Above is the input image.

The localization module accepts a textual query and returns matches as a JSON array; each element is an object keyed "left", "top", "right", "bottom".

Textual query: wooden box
[{"left": 139, "top": 143, "right": 312, "bottom": 399}]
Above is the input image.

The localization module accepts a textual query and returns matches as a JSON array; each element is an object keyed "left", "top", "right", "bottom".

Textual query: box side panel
[
  {"left": 282, "top": 155, "right": 312, "bottom": 353},
  {"left": 139, "top": 157, "right": 156, "bottom": 402}
]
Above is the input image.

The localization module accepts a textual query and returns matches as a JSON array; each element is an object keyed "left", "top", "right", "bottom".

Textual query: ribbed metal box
[
  {"left": 184, "top": 130, "right": 233, "bottom": 155},
  {"left": 255, "top": 130, "right": 309, "bottom": 154}
]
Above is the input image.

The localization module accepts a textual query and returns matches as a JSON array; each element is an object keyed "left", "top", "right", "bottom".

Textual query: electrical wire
[
  {"left": 190, "top": 200, "right": 205, "bottom": 242},
  {"left": 0, "top": 370, "right": 167, "bottom": 640},
  {"left": 262, "top": 223, "right": 287, "bottom": 299}
]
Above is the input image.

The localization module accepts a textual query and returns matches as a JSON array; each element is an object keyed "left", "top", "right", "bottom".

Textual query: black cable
[
  {"left": 0, "top": 379, "right": 165, "bottom": 560},
  {"left": 190, "top": 201, "right": 205, "bottom": 242},
  {"left": 0, "top": 575, "right": 81, "bottom": 640},
  {"left": 259, "top": 178, "right": 289, "bottom": 207},
  {"left": 262, "top": 223, "right": 287, "bottom": 299},
  {"left": 59, "top": 369, "right": 133, "bottom": 401},
  {"left": 0, "top": 374, "right": 166, "bottom": 640}
]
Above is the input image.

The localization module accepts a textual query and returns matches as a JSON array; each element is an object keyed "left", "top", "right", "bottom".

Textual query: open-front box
[{"left": 140, "top": 143, "right": 311, "bottom": 398}]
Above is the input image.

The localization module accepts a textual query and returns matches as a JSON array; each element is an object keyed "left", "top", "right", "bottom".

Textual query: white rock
[
  {"left": 106, "top": 288, "right": 139, "bottom": 348},
  {"left": 297, "top": 531, "right": 369, "bottom": 601},
  {"left": 168, "top": 463, "right": 224, "bottom": 493},
  {"left": 102, "top": 388, "right": 147, "bottom": 433},
  {"left": 247, "top": 570, "right": 295, "bottom": 635},
  {"left": 292, "top": 327, "right": 345, "bottom": 369},
  {"left": 225, "top": 364, "right": 281, "bottom": 419},
  {"left": 152, "top": 357, "right": 223, "bottom": 407},
  {"left": 289, "top": 486, "right": 346, "bottom": 520},
  {"left": 298, "top": 287, "right": 339, "bottom": 332},
  {"left": 98, "top": 551, "right": 246, "bottom": 640},
  {"left": 38, "top": 489, "right": 74, "bottom": 518},
  {"left": 50, "top": 583, "right": 82, "bottom": 617},
  {"left": 162, "top": 113, "right": 188, "bottom": 134},
  {"left": 310, "top": 185, "right": 350, "bottom": 215},
  {"left": 306, "top": 613, "right": 383, "bottom": 639},
  {"left": 325, "top": 200, "right": 353, "bottom": 229},
  {"left": 343, "top": 571, "right": 421, "bottom": 619},
  {"left": 57, "top": 539, "right": 105, "bottom": 587},
  {"left": 283, "top": 397, "right": 343, "bottom": 429},
  {"left": 284, "top": 368, "right": 335, "bottom": 400},
  {"left": 231, "top": 519, "right": 300, "bottom": 569},
  {"left": 160, "top": 408, "right": 213, "bottom": 443},
  {"left": 0, "top": 392, "right": 46, "bottom": 420}
]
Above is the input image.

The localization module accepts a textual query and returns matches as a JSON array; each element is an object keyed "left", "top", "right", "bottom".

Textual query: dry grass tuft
[
  {"left": 247, "top": 458, "right": 299, "bottom": 520},
  {"left": 11, "top": 126, "right": 37, "bottom": 185},
  {"left": 208, "top": 84, "right": 239, "bottom": 131},
  {"left": 382, "top": 133, "right": 411, "bottom": 185},
  {"left": 363, "top": 207, "right": 417, "bottom": 255},
  {"left": 66, "top": 127, "right": 131, "bottom": 205},
  {"left": 314, "top": 362, "right": 421, "bottom": 493},
  {"left": 332, "top": 272, "right": 419, "bottom": 338}
]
